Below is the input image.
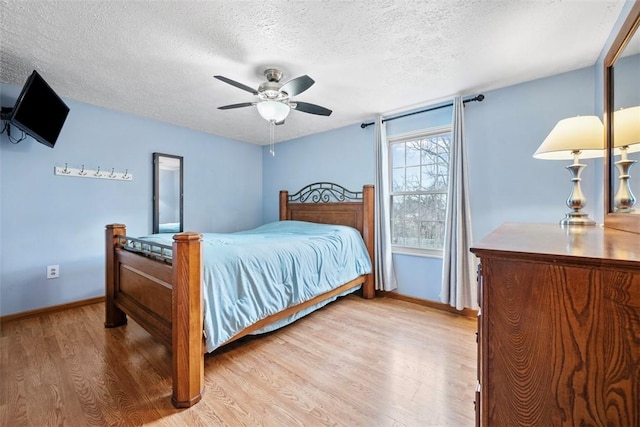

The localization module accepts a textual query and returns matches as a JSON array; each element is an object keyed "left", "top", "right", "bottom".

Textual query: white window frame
[{"left": 388, "top": 125, "right": 452, "bottom": 258}]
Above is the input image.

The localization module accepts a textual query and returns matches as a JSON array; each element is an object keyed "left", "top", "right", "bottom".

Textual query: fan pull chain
[{"left": 269, "top": 121, "right": 275, "bottom": 156}]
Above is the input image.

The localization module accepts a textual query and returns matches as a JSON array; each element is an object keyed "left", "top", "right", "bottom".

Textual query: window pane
[
  {"left": 423, "top": 194, "right": 439, "bottom": 221},
  {"left": 436, "top": 165, "right": 448, "bottom": 190},
  {"left": 405, "top": 194, "right": 420, "bottom": 216},
  {"left": 419, "top": 220, "right": 437, "bottom": 248},
  {"left": 392, "top": 143, "right": 405, "bottom": 168},
  {"left": 406, "top": 166, "right": 420, "bottom": 191},
  {"left": 406, "top": 218, "right": 419, "bottom": 247},
  {"left": 393, "top": 167, "right": 405, "bottom": 191},
  {"left": 406, "top": 141, "right": 421, "bottom": 167},
  {"left": 391, "top": 195, "right": 405, "bottom": 245},
  {"left": 389, "top": 130, "right": 451, "bottom": 251},
  {"left": 418, "top": 194, "right": 428, "bottom": 219},
  {"left": 435, "top": 193, "right": 447, "bottom": 220},
  {"left": 421, "top": 163, "right": 436, "bottom": 190},
  {"left": 418, "top": 220, "right": 446, "bottom": 248},
  {"left": 436, "top": 135, "right": 450, "bottom": 163},
  {"left": 434, "top": 220, "right": 445, "bottom": 246},
  {"left": 421, "top": 139, "right": 437, "bottom": 164}
]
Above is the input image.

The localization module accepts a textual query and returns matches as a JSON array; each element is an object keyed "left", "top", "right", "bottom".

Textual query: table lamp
[
  {"left": 534, "top": 116, "right": 604, "bottom": 226},
  {"left": 613, "top": 106, "right": 640, "bottom": 211}
]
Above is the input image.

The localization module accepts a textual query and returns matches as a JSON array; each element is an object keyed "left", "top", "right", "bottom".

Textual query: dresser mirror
[
  {"left": 153, "top": 152, "right": 184, "bottom": 234},
  {"left": 604, "top": 2, "right": 640, "bottom": 234}
]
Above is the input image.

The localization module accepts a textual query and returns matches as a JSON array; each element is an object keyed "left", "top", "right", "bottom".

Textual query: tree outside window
[{"left": 390, "top": 128, "right": 451, "bottom": 256}]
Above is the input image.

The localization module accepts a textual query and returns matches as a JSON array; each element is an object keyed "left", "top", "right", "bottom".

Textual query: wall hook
[{"left": 54, "top": 164, "right": 133, "bottom": 181}]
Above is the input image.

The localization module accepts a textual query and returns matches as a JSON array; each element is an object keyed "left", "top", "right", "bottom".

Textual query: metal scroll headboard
[{"left": 287, "top": 182, "right": 363, "bottom": 203}]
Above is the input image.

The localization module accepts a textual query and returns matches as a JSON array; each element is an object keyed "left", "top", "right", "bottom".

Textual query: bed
[{"left": 104, "top": 182, "right": 375, "bottom": 408}]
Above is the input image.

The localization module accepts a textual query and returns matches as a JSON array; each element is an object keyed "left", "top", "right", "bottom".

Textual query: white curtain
[
  {"left": 440, "top": 97, "right": 477, "bottom": 310},
  {"left": 374, "top": 116, "right": 397, "bottom": 291}
]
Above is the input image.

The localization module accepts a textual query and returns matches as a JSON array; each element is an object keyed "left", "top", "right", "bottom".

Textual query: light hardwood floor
[{"left": 1, "top": 296, "right": 477, "bottom": 426}]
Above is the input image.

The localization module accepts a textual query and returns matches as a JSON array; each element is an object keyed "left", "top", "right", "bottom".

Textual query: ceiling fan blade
[
  {"left": 293, "top": 101, "right": 332, "bottom": 116},
  {"left": 214, "top": 75, "right": 258, "bottom": 95},
  {"left": 218, "top": 102, "right": 254, "bottom": 110},
  {"left": 280, "top": 75, "right": 315, "bottom": 97}
]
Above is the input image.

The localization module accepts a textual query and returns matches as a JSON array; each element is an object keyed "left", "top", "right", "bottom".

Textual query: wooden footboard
[
  {"left": 105, "top": 225, "right": 204, "bottom": 408},
  {"left": 105, "top": 183, "right": 375, "bottom": 408}
]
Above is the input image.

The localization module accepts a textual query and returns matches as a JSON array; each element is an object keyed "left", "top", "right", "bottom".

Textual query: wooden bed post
[
  {"left": 105, "top": 224, "right": 127, "bottom": 327},
  {"left": 361, "top": 185, "right": 376, "bottom": 299},
  {"left": 279, "top": 190, "right": 288, "bottom": 220},
  {"left": 171, "top": 232, "right": 204, "bottom": 408}
]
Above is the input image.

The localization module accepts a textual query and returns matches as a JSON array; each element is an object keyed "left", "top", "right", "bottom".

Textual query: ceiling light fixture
[
  {"left": 256, "top": 100, "right": 290, "bottom": 123},
  {"left": 256, "top": 100, "right": 291, "bottom": 157}
]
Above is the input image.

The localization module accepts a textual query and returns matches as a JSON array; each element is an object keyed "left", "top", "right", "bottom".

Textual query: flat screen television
[{"left": 9, "top": 70, "right": 70, "bottom": 148}]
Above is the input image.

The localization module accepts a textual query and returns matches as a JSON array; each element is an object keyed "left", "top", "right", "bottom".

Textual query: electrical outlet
[{"left": 47, "top": 265, "right": 60, "bottom": 279}]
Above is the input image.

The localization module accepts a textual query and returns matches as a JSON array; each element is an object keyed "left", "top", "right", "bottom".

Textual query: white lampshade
[
  {"left": 613, "top": 106, "right": 640, "bottom": 155},
  {"left": 533, "top": 116, "right": 604, "bottom": 160},
  {"left": 256, "top": 100, "right": 290, "bottom": 123}
]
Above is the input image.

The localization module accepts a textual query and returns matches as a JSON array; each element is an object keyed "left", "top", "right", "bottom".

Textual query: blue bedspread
[{"left": 142, "top": 220, "right": 372, "bottom": 352}]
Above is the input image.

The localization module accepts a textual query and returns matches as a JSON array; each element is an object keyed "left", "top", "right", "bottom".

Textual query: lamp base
[
  {"left": 559, "top": 157, "right": 595, "bottom": 227},
  {"left": 560, "top": 211, "right": 596, "bottom": 226},
  {"left": 614, "top": 158, "right": 637, "bottom": 211}
]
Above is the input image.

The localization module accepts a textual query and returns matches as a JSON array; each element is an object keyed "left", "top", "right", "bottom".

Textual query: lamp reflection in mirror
[
  {"left": 534, "top": 116, "right": 604, "bottom": 226},
  {"left": 613, "top": 106, "right": 640, "bottom": 211}
]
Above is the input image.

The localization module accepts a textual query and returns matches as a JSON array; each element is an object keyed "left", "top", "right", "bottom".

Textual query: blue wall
[
  {"left": 262, "top": 65, "right": 599, "bottom": 302},
  {"left": 466, "top": 66, "right": 599, "bottom": 240},
  {"left": 1, "top": 43, "right": 627, "bottom": 314},
  {"left": 261, "top": 123, "right": 375, "bottom": 222},
  {"left": 0, "top": 84, "right": 263, "bottom": 316},
  {"left": 0, "top": 61, "right": 606, "bottom": 315}
]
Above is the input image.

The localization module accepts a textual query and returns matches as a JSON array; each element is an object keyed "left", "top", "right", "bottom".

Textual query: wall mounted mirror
[
  {"left": 153, "top": 152, "right": 183, "bottom": 234},
  {"left": 604, "top": 2, "right": 640, "bottom": 234}
]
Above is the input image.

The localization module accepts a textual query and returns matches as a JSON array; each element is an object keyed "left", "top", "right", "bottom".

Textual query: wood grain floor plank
[
  {"left": 211, "top": 351, "right": 312, "bottom": 426},
  {"left": 1, "top": 295, "right": 477, "bottom": 426},
  {"left": 276, "top": 329, "right": 398, "bottom": 411},
  {"left": 238, "top": 340, "right": 389, "bottom": 426},
  {"left": 274, "top": 301, "right": 473, "bottom": 426}
]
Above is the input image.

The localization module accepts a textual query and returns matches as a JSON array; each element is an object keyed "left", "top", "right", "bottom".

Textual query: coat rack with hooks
[{"left": 54, "top": 163, "right": 133, "bottom": 181}]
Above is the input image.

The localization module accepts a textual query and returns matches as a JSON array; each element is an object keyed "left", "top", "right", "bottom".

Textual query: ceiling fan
[{"left": 214, "top": 68, "right": 332, "bottom": 125}]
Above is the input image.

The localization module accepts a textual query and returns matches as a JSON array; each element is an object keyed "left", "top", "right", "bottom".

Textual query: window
[{"left": 389, "top": 126, "right": 451, "bottom": 256}]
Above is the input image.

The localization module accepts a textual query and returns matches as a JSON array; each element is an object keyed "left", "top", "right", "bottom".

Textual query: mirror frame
[
  {"left": 604, "top": 1, "right": 640, "bottom": 234},
  {"left": 152, "top": 152, "right": 184, "bottom": 234}
]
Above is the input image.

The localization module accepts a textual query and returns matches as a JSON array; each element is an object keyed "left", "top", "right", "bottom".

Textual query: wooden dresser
[{"left": 470, "top": 223, "right": 640, "bottom": 426}]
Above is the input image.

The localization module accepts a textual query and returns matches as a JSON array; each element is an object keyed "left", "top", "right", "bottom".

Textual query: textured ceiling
[{"left": 0, "top": 0, "right": 626, "bottom": 145}]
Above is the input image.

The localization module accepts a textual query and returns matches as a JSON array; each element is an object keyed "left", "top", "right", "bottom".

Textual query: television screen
[{"left": 10, "top": 70, "right": 70, "bottom": 148}]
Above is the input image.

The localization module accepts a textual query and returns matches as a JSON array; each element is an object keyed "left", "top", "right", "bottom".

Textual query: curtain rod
[{"left": 360, "top": 94, "right": 485, "bottom": 129}]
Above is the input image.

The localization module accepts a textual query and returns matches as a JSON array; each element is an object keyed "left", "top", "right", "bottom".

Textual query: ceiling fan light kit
[
  {"left": 215, "top": 68, "right": 333, "bottom": 155},
  {"left": 256, "top": 100, "right": 290, "bottom": 123},
  {"left": 215, "top": 68, "right": 332, "bottom": 125}
]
